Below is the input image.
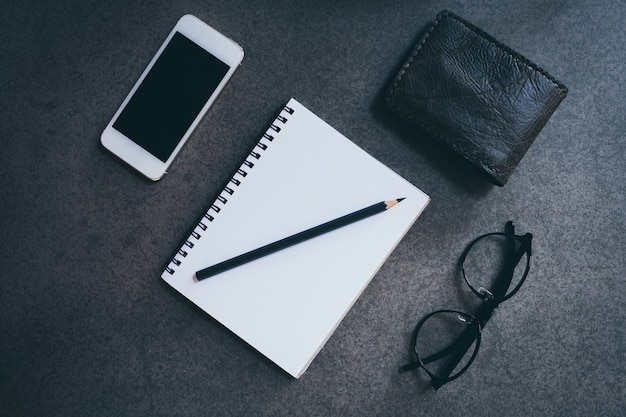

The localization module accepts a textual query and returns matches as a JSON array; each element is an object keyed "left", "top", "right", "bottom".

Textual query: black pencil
[{"left": 195, "top": 198, "right": 405, "bottom": 280}]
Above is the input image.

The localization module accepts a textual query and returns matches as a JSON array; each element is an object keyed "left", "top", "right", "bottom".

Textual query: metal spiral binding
[{"left": 164, "top": 104, "right": 294, "bottom": 275}]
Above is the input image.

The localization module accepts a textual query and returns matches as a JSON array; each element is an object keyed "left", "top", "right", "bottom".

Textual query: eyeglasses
[{"left": 400, "top": 221, "right": 533, "bottom": 390}]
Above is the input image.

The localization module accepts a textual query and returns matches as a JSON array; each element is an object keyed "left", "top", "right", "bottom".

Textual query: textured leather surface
[{"left": 386, "top": 10, "right": 568, "bottom": 186}]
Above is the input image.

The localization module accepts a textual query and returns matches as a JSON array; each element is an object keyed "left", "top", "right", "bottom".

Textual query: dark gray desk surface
[{"left": 2, "top": 1, "right": 624, "bottom": 416}]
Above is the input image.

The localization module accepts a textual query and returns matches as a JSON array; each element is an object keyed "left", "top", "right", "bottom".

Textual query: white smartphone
[{"left": 101, "top": 15, "right": 244, "bottom": 181}]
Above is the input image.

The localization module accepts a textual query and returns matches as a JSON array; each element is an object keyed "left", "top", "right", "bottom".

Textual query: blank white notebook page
[{"left": 162, "top": 98, "right": 429, "bottom": 378}]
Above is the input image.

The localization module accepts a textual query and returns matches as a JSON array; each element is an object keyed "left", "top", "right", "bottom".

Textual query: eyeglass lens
[
  {"left": 414, "top": 310, "right": 480, "bottom": 384},
  {"left": 462, "top": 233, "right": 529, "bottom": 302}
]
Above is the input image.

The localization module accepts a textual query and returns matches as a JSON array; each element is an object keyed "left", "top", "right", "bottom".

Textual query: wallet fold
[{"left": 386, "top": 10, "right": 568, "bottom": 186}]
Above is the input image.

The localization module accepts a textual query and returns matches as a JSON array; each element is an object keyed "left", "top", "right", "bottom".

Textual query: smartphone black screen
[{"left": 113, "top": 32, "right": 230, "bottom": 162}]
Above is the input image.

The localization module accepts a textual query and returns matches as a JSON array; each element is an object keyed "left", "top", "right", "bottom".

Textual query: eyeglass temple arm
[
  {"left": 488, "top": 221, "right": 520, "bottom": 300},
  {"left": 484, "top": 226, "right": 533, "bottom": 306},
  {"left": 473, "top": 223, "right": 528, "bottom": 327},
  {"left": 429, "top": 324, "right": 480, "bottom": 390},
  {"left": 399, "top": 334, "right": 470, "bottom": 372},
  {"left": 400, "top": 328, "right": 480, "bottom": 390}
]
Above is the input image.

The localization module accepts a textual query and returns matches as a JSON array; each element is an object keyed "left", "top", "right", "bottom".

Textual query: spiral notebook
[{"left": 161, "top": 98, "right": 430, "bottom": 378}]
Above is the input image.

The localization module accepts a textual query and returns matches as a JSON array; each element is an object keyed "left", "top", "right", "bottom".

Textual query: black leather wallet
[{"left": 386, "top": 10, "right": 568, "bottom": 186}]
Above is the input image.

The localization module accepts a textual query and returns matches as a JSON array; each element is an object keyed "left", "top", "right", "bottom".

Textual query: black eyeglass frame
[{"left": 400, "top": 221, "right": 533, "bottom": 390}]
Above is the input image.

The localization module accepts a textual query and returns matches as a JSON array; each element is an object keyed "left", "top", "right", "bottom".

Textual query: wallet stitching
[
  {"left": 387, "top": 17, "right": 440, "bottom": 99},
  {"left": 387, "top": 10, "right": 568, "bottom": 182}
]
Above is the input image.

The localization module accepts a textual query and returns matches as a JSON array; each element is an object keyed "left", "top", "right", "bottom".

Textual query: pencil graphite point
[{"left": 385, "top": 198, "right": 405, "bottom": 209}]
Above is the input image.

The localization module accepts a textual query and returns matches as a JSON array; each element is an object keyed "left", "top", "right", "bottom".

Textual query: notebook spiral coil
[{"left": 164, "top": 104, "right": 295, "bottom": 275}]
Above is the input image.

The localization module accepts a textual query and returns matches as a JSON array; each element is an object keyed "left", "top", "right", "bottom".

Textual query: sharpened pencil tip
[{"left": 385, "top": 198, "right": 405, "bottom": 209}]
